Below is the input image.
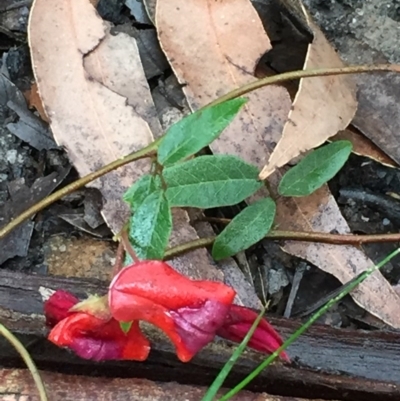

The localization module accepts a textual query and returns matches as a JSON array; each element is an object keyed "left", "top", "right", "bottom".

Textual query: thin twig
[
  {"left": 112, "top": 239, "right": 125, "bottom": 277},
  {"left": 266, "top": 230, "right": 400, "bottom": 244},
  {"left": 120, "top": 229, "right": 139, "bottom": 263},
  {"left": 208, "top": 64, "right": 400, "bottom": 107},
  {"left": 0, "top": 324, "right": 48, "bottom": 401},
  {"left": 164, "top": 229, "right": 400, "bottom": 260}
]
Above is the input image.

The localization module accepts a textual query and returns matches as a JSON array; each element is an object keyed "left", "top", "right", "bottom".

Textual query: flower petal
[
  {"left": 48, "top": 313, "right": 150, "bottom": 361},
  {"left": 110, "top": 260, "right": 235, "bottom": 309},
  {"left": 171, "top": 299, "right": 231, "bottom": 357},
  {"left": 44, "top": 290, "right": 79, "bottom": 327},
  {"left": 109, "top": 291, "right": 192, "bottom": 361},
  {"left": 109, "top": 261, "right": 236, "bottom": 361},
  {"left": 217, "top": 305, "right": 289, "bottom": 362},
  {"left": 110, "top": 291, "right": 231, "bottom": 362}
]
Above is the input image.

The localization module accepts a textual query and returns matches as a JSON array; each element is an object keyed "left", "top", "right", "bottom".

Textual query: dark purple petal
[
  {"left": 217, "top": 304, "right": 289, "bottom": 361},
  {"left": 170, "top": 299, "right": 230, "bottom": 354},
  {"left": 70, "top": 337, "right": 121, "bottom": 361}
]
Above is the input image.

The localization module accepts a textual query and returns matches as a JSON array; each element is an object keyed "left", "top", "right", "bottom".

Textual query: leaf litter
[{"left": 156, "top": 0, "right": 400, "bottom": 327}]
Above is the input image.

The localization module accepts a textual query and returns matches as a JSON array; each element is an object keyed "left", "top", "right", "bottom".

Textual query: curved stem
[
  {"left": 120, "top": 229, "right": 139, "bottom": 263},
  {"left": 0, "top": 323, "right": 48, "bottom": 401},
  {"left": 265, "top": 230, "right": 400, "bottom": 244},
  {"left": 164, "top": 237, "right": 215, "bottom": 260},
  {"left": 164, "top": 230, "right": 400, "bottom": 260},
  {"left": 0, "top": 140, "right": 159, "bottom": 240},
  {"left": 208, "top": 64, "right": 400, "bottom": 107}
]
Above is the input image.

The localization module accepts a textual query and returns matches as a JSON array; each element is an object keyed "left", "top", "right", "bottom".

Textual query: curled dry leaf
[
  {"left": 156, "top": 0, "right": 400, "bottom": 327},
  {"left": 332, "top": 128, "right": 397, "bottom": 168},
  {"left": 23, "top": 82, "right": 49, "bottom": 123},
  {"left": 259, "top": 13, "right": 357, "bottom": 179}
]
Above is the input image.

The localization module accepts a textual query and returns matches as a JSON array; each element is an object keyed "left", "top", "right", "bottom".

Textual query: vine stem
[
  {"left": 163, "top": 230, "right": 400, "bottom": 260},
  {"left": 208, "top": 64, "right": 400, "bottom": 107},
  {"left": 0, "top": 64, "right": 399, "bottom": 241},
  {"left": 0, "top": 323, "right": 48, "bottom": 401}
]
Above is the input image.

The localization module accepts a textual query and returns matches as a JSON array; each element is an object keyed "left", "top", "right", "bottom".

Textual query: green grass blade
[
  {"left": 218, "top": 247, "right": 400, "bottom": 401},
  {"left": 201, "top": 306, "right": 266, "bottom": 401}
]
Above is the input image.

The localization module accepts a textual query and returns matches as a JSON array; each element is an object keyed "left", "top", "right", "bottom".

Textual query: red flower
[
  {"left": 45, "top": 263, "right": 289, "bottom": 363},
  {"left": 44, "top": 290, "right": 150, "bottom": 361},
  {"left": 109, "top": 260, "right": 236, "bottom": 362},
  {"left": 217, "top": 304, "right": 290, "bottom": 362}
]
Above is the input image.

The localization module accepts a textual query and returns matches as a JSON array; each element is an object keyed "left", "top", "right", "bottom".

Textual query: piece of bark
[
  {"left": 0, "top": 270, "right": 399, "bottom": 401},
  {"left": 0, "top": 368, "right": 331, "bottom": 401}
]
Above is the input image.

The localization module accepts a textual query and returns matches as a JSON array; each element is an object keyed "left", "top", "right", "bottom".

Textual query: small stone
[{"left": 6, "top": 149, "right": 17, "bottom": 164}]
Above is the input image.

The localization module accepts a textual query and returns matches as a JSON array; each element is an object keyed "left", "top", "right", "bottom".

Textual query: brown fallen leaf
[
  {"left": 157, "top": 0, "right": 292, "bottom": 162},
  {"left": 276, "top": 186, "right": 400, "bottom": 328},
  {"left": 29, "top": 0, "right": 257, "bottom": 306},
  {"left": 23, "top": 81, "right": 49, "bottom": 122},
  {"left": 29, "top": 0, "right": 153, "bottom": 233},
  {"left": 259, "top": 13, "right": 357, "bottom": 179},
  {"left": 156, "top": 0, "right": 400, "bottom": 327},
  {"left": 112, "top": 24, "right": 170, "bottom": 80},
  {"left": 332, "top": 128, "right": 398, "bottom": 168}
]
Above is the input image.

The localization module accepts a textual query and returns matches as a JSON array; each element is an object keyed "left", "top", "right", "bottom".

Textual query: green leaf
[
  {"left": 128, "top": 190, "right": 172, "bottom": 260},
  {"left": 212, "top": 198, "right": 276, "bottom": 260},
  {"left": 123, "top": 174, "right": 161, "bottom": 210},
  {"left": 163, "top": 155, "right": 262, "bottom": 208},
  {"left": 278, "top": 140, "right": 353, "bottom": 197},
  {"left": 157, "top": 98, "right": 247, "bottom": 166},
  {"left": 119, "top": 321, "right": 133, "bottom": 334}
]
